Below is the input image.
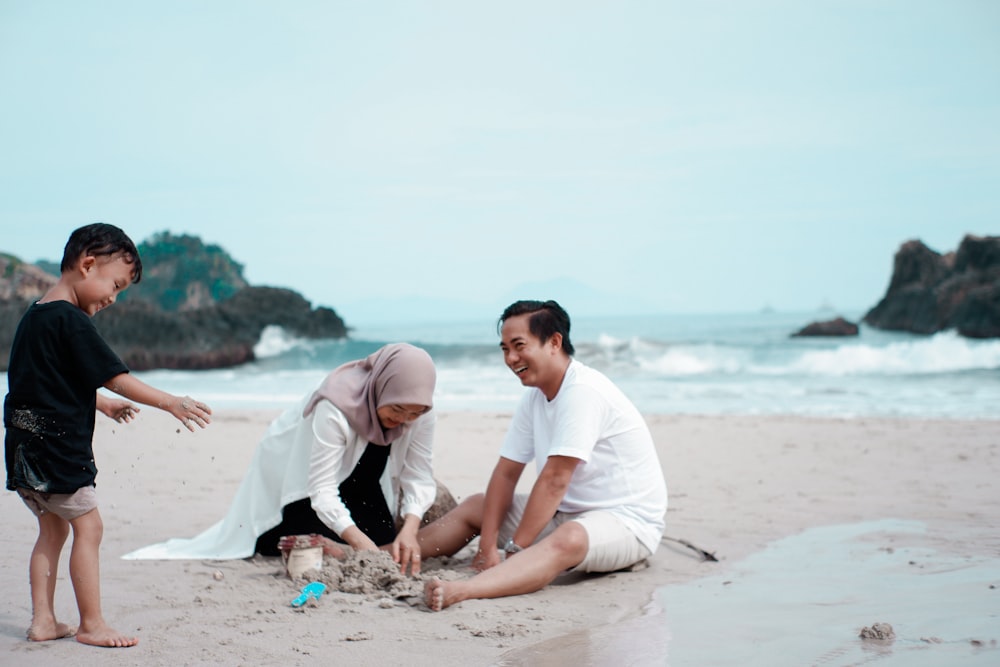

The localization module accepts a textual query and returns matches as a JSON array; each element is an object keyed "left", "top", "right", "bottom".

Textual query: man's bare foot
[
  {"left": 424, "top": 577, "right": 462, "bottom": 611},
  {"left": 278, "top": 534, "right": 346, "bottom": 559},
  {"left": 26, "top": 620, "right": 77, "bottom": 642},
  {"left": 76, "top": 622, "right": 138, "bottom": 648}
]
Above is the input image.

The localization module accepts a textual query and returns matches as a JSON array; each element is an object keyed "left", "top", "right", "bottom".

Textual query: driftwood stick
[{"left": 661, "top": 535, "right": 719, "bottom": 562}]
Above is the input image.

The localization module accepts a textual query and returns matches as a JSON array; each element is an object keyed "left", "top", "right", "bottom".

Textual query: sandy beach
[{"left": 2, "top": 409, "right": 998, "bottom": 666}]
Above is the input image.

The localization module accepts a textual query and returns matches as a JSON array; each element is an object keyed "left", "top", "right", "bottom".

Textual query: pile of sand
[{"left": 277, "top": 545, "right": 474, "bottom": 601}]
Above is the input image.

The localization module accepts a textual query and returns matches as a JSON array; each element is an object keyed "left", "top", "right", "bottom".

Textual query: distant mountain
[
  {"left": 501, "top": 277, "right": 659, "bottom": 318},
  {"left": 339, "top": 296, "right": 499, "bottom": 326},
  {"left": 341, "top": 277, "right": 659, "bottom": 326}
]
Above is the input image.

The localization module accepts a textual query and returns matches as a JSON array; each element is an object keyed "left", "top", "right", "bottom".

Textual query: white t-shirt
[{"left": 499, "top": 359, "right": 668, "bottom": 553}]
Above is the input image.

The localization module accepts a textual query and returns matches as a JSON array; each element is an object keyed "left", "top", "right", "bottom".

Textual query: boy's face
[{"left": 75, "top": 254, "right": 135, "bottom": 316}]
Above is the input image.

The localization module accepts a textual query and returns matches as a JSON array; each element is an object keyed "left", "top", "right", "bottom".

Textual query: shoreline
[{"left": 2, "top": 410, "right": 998, "bottom": 665}]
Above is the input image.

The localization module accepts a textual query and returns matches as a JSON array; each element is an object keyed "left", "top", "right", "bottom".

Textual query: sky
[{"left": 1, "top": 1, "right": 998, "bottom": 325}]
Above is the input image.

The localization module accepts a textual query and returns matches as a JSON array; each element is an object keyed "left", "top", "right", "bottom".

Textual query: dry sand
[{"left": 1, "top": 410, "right": 998, "bottom": 665}]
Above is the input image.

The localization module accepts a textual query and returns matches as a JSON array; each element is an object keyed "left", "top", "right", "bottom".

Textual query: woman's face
[{"left": 376, "top": 403, "right": 428, "bottom": 429}]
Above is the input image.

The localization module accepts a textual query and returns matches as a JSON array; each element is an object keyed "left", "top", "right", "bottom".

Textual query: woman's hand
[
  {"left": 340, "top": 525, "right": 379, "bottom": 552},
  {"left": 390, "top": 516, "right": 422, "bottom": 576}
]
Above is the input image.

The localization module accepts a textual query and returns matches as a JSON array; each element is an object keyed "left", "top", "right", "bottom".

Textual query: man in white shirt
[{"left": 421, "top": 300, "right": 667, "bottom": 610}]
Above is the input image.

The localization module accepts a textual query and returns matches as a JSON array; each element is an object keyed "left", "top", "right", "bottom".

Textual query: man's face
[{"left": 499, "top": 313, "right": 562, "bottom": 393}]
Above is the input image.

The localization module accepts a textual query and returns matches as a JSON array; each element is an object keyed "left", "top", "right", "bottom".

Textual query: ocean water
[{"left": 10, "top": 310, "right": 996, "bottom": 419}]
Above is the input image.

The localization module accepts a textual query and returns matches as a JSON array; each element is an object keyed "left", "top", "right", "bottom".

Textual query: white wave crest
[
  {"left": 639, "top": 344, "right": 746, "bottom": 376},
  {"left": 253, "top": 325, "right": 303, "bottom": 358},
  {"left": 790, "top": 331, "right": 1000, "bottom": 376},
  {"left": 632, "top": 331, "right": 1000, "bottom": 378},
  {"left": 596, "top": 333, "right": 626, "bottom": 348}
]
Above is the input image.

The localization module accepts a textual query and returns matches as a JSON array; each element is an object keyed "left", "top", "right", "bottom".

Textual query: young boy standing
[{"left": 4, "top": 223, "right": 213, "bottom": 648}]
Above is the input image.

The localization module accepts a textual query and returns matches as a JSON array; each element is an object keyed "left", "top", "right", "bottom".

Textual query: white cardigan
[{"left": 122, "top": 394, "right": 436, "bottom": 560}]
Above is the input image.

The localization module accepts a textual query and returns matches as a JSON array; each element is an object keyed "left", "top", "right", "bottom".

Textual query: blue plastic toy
[{"left": 291, "top": 581, "right": 327, "bottom": 608}]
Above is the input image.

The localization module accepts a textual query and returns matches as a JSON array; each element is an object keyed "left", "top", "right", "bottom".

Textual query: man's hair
[
  {"left": 498, "top": 300, "right": 575, "bottom": 356},
  {"left": 60, "top": 223, "right": 143, "bottom": 283}
]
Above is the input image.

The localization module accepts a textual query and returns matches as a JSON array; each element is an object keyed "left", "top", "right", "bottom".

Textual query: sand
[{"left": 1, "top": 410, "right": 998, "bottom": 665}]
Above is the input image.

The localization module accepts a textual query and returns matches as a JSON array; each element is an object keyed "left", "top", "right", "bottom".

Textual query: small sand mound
[{"left": 302, "top": 547, "right": 469, "bottom": 599}]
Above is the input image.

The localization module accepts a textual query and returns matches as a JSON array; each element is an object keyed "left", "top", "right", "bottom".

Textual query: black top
[
  {"left": 338, "top": 442, "right": 392, "bottom": 506},
  {"left": 5, "top": 301, "right": 129, "bottom": 493},
  {"left": 254, "top": 442, "right": 397, "bottom": 555},
  {"left": 337, "top": 442, "right": 396, "bottom": 544}
]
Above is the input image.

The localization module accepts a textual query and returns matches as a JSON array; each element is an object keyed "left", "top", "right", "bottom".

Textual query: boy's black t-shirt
[{"left": 4, "top": 301, "right": 129, "bottom": 493}]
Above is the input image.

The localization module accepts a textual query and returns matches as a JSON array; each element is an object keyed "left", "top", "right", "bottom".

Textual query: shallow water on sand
[{"left": 496, "top": 520, "right": 1000, "bottom": 666}]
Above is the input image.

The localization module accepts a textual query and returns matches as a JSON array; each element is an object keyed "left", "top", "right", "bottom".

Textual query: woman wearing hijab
[{"left": 123, "top": 343, "right": 437, "bottom": 575}]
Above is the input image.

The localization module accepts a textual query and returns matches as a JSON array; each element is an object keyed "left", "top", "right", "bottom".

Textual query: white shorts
[{"left": 497, "top": 493, "right": 651, "bottom": 573}]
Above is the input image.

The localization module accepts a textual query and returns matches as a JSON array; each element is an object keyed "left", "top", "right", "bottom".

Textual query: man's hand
[{"left": 472, "top": 544, "right": 502, "bottom": 572}]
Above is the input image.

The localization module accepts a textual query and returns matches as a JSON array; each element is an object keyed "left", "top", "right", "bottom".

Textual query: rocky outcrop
[
  {"left": 90, "top": 286, "right": 347, "bottom": 371},
  {"left": 0, "top": 236, "right": 349, "bottom": 371},
  {"left": 0, "top": 254, "right": 57, "bottom": 300},
  {"left": 791, "top": 317, "right": 859, "bottom": 337},
  {"left": 863, "top": 235, "right": 1000, "bottom": 338},
  {"left": 1, "top": 285, "right": 348, "bottom": 372},
  {"left": 124, "top": 232, "right": 249, "bottom": 311}
]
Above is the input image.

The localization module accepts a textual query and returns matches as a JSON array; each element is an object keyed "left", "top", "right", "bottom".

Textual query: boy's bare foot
[
  {"left": 424, "top": 577, "right": 462, "bottom": 611},
  {"left": 26, "top": 620, "right": 77, "bottom": 642},
  {"left": 278, "top": 534, "right": 346, "bottom": 559},
  {"left": 76, "top": 622, "right": 139, "bottom": 648}
]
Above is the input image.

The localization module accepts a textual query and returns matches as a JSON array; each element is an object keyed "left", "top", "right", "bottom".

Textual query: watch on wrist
[{"left": 503, "top": 538, "right": 523, "bottom": 555}]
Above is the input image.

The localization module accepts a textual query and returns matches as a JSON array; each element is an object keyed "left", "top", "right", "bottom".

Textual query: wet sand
[{"left": 1, "top": 410, "right": 997, "bottom": 665}]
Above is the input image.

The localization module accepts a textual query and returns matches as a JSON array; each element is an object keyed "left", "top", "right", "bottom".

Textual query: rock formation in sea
[
  {"left": 791, "top": 317, "right": 859, "bottom": 337},
  {"left": 0, "top": 254, "right": 55, "bottom": 301},
  {"left": 0, "top": 232, "right": 348, "bottom": 371},
  {"left": 863, "top": 235, "right": 1000, "bottom": 338},
  {"left": 91, "top": 285, "right": 347, "bottom": 370}
]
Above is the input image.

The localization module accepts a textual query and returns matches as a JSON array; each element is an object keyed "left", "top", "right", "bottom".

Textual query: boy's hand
[
  {"left": 98, "top": 397, "right": 140, "bottom": 423},
  {"left": 171, "top": 395, "right": 212, "bottom": 431}
]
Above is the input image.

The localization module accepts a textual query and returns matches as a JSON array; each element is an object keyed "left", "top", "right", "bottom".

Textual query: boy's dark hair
[
  {"left": 60, "top": 223, "right": 143, "bottom": 283},
  {"left": 498, "top": 300, "right": 575, "bottom": 356}
]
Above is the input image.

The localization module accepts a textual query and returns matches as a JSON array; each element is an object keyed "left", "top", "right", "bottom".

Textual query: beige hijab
[{"left": 303, "top": 343, "right": 436, "bottom": 446}]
